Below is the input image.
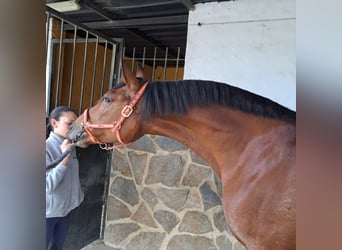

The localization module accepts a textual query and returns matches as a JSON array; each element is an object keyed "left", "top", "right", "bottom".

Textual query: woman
[{"left": 46, "top": 106, "right": 84, "bottom": 250}]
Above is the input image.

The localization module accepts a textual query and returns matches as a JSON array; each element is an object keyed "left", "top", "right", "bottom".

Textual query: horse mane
[{"left": 137, "top": 80, "right": 295, "bottom": 123}]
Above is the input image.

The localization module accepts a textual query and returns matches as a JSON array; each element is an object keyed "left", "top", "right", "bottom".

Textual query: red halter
[{"left": 81, "top": 82, "right": 149, "bottom": 150}]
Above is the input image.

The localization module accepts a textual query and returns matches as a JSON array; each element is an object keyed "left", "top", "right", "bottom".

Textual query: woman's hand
[{"left": 60, "top": 139, "right": 73, "bottom": 165}]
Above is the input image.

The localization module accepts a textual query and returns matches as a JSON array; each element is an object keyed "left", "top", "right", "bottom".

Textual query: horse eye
[{"left": 104, "top": 96, "right": 111, "bottom": 104}]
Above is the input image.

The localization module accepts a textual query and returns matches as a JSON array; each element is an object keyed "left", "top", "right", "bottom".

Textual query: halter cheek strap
[{"left": 81, "top": 82, "right": 148, "bottom": 150}]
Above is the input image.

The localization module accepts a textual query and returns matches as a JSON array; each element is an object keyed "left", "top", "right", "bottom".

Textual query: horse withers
[{"left": 67, "top": 63, "right": 296, "bottom": 250}]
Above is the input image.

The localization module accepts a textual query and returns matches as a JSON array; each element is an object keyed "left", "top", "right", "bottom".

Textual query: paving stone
[
  {"left": 128, "top": 151, "right": 147, "bottom": 185},
  {"left": 141, "top": 188, "right": 158, "bottom": 210},
  {"left": 155, "top": 136, "right": 186, "bottom": 151},
  {"left": 213, "top": 209, "right": 230, "bottom": 233},
  {"left": 167, "top": 235, "right": 216, "bottom": 250},
  {"left": 131, "top": 202, "right": 158, "bottom": 228},
  {"left": 110, "top": 176, "right": 139, "bottom": 206},
  {"left": 104, "top": 223, "right": 140, "bottom": 245},
  {"left": 182, "top": 164, "right": 211, "bottom": 187},
  {"left": 126, "top": 232, "right": 166, "bottom": 250},
  {"left": 126, "top": 135, "right": 156, "bottom": 153},
  {"left": 156, "top": 187, "right": 190, "bottom": 212},
  {"left": 106, "top": 196, "right": 131, "bottom": 221},
  {"left": 200, "top": 182, "right": 222, "bottom": 210},
  {"left": 112, "top": 150, "right": 132, "bottom": 177},
  {"left": 216, "top": 235, "right": 233, "bottom": 250},
  {"left": 146, "top": 154, "right": 184, "bottom": 187},
  {"left": 178, "top": 211, "right": 213, "bottom": 234},
  {"left": 154, "top": 209, "right": 180, "bottom": 233}
]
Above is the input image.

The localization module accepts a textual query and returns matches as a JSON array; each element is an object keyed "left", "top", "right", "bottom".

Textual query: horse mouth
[{"left": 67, "top": 129, "right": 90, "bottom": 148}]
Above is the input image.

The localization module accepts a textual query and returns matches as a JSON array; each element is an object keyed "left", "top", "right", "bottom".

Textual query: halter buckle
[
  {"left": 99, "top": 143, "right": 109, "bottom": 150},
  {"left": 121, "top": 105, "right": 133, "bottom": 118}
]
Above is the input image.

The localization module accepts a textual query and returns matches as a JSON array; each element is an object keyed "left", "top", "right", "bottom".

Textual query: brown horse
[{"left": 67, "top": 63, "right": 296, "bottom": 250}]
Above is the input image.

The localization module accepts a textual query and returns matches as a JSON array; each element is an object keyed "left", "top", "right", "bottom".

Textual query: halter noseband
[{"left": 81, "top": 82, "right": 148, "bottom": 150}]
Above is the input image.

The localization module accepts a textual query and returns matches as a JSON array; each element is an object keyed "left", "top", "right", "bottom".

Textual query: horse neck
[{"left": 142, "top": 105, "right": 295, "bottom": 176}]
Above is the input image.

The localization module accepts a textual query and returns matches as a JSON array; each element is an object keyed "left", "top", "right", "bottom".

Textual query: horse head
[{"left": 67, "top": 62, "right": 147, "bottom": 149}]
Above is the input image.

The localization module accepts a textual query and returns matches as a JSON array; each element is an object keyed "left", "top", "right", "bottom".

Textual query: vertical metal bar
[
  {"left": 46, "top": 17, "right": 54, "bottom": 116},
  {"left": 100, "top": 41, "right": 108, "bottom": 96},
  {"left": 79, "top": 31, "right": 89, "bottom": 115},
  {"left": 142, "top": 47, "right": 146, "bottom": 67},
  {"left": 99, "top": 150, "right": 112, "bottom": 240},
  {"left": 46, "top": 13, "right": 50, "bottom": 52},
  {"left": 109, "top": 43, "right": 118, "bottom": 88},
  {"left": 152, "top": 47, "right": 157, "bottom": 81},
  {"left": 55, "top": 19, "right": 64, "bottom": 108},
  {"left": 68, "top": 25, "right": 78, "bottom": 107},
  {"left": 90, "top": 36, "right": 99, "bottom": 106},
  {"left": 163, "top": 47, "right": 168, "bottom": 80},
  {"left": 175, "top": 46, "right": 180, "bottom": 80},
  {"left": 131, "top": 47, "right": 136, "bottom": 72},
  {"left": 114, "top": 39, "right": 124, "bottom": 86}
]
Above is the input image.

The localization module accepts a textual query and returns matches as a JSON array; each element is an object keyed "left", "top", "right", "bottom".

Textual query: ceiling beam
[
  {"left": 102, "top": 1, "right": 182, "bottom": 10},
  {"left": 81, "top": 15, "right": 188, "bottom": 29},
  {"left": 177, "top": 0, "right": 195, "bottom": 10}
]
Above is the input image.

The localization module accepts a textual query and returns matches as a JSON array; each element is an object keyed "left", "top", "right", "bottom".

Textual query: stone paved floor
[{"left": 81, "top": 240, "right": 119, "bottom": 250}]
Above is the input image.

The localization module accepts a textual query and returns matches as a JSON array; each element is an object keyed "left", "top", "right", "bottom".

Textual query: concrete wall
[{"left": 184, "top": 0, "right": 296, "bottom": 110}]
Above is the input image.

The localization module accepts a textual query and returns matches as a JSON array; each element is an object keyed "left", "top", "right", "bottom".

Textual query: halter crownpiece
[{"left": 81, "top": 81, "right": 149, "bottom": 150}]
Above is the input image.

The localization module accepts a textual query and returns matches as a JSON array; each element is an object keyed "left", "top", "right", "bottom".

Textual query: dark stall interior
[{"left": 64, "top": 145, "right": 111, "bottom": 250}]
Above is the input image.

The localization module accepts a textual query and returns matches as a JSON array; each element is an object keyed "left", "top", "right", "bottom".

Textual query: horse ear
[
  {"left": 122, "top": 61, "right": 139, "bottom": 90},
  {"left": 136, "top": 63, "right": 145, "bottom": 80}
]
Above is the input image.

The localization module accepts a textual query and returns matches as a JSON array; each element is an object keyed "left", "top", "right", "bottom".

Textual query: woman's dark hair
[{"left": 46, "top": 106, "right": 77, "bottom": 138}]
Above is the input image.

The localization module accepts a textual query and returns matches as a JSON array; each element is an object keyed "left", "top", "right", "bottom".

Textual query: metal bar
[
  {"left": 46, "top": 13, "right": 50, "bottom": 52},
  {"left": 131, "top": 47, "right": 136, "bottom": 72},
  {"left": 55, "top": 19, "right": 64, "bottom": 108},
  {"left": 46, "top": 17, "right": 54, "bottom": 116},
  {"left": 163, "top": 47, "right": 168, "bottom": 80},
  {"left": 68, "top": 25, "right": 78, "bottom": 107},
  {"left": 52, "top": 38, "right": 108, "bottom": 44},
  {"left": 90, "top": 36, "right": 99, "bottom": 106},
  {"left": 142, "top": 47, "right": 146, "bottom": 67},
  {"left": 175, "top": 47, "right": 181, "bottom": 80},
  {"left": 152, "top": 47, "right": 157, "bottom": 81},
  {"left": 79, "top": 31, "right": 89, "bottom": 115},
  {"left": 100, "top": 41, "right": 108, "bottom": 96},
  {"left": 108, "top": 43, "right": 117, "bottom": 89},
  {"left": 99, "top": 150, "right": 113, "bottom": 239},
  {"left": 115, "top": 39, "right": 124, "bottom": 86}
]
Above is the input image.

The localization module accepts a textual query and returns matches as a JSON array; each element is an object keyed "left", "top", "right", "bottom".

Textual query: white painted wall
[{"left": 184, "top": 0, "right": 296, "bottom": 110}]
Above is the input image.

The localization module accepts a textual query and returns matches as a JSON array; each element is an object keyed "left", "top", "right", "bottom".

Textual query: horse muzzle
[{"left": 66, "top": 126, "right": 90, "bottom": 148}]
